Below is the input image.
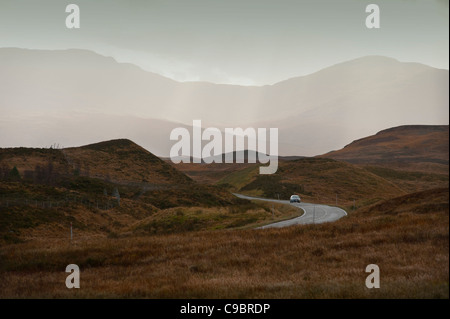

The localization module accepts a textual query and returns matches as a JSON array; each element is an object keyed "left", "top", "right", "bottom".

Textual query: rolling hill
[
  {"left": 0, "top": 139, "right": 192, "bottom": 186},
  {"left": 62, "top": 139, "right": 193, "bottom": 185},
  {"left": 1, "top": 139, "right": 279, "bottom": 242},
  {"left": 216, "top": 158, "right": 407, "bottom": 206},
  {"left": 171, "top": 124, "right": 449, "bottom": 208},
  {"left": 321, "top": 125, "right": 449, "bottom": 174},
  {"left": 357, "top": 187, "right": 449, "bottom": 216}
]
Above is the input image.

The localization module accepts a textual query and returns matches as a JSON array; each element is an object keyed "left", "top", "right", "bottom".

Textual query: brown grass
[
  {"left": 214, "top": 158, "right": 411, "bottom": 206},
  {"left": 131, "top": 201, "right": 302, "bottom": 234},
  {"left": 1, "top": 189, "right": 448, "bottom": 299},
  {"left": 168, "top": 162, "right": 256, "bottom": 185},
  {"left": 63, "top": 139, "right": 192, "bottom": 185},
  {"left": 322, "top": 125, "right": 449, "bottom": 175}
]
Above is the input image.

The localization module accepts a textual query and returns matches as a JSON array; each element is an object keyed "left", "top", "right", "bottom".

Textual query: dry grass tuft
[{"left": 1, "top": 189, "right": 447, "bottom": 298}]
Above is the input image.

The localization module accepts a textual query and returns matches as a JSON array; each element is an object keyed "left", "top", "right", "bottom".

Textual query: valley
[{"left": 0, "top": 125, "right": 448, "bottom": 298}]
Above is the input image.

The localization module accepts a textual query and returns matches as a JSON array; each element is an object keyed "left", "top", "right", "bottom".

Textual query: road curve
[{"left": 233, "top": 193, "right": 347, "bottom": 229}]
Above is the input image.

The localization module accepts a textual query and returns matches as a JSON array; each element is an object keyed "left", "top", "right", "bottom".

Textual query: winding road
[{"left": 234, "top": 194, "right": 347, "bottom": 229}]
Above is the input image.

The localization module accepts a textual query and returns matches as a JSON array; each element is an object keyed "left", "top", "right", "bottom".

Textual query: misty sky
[{"left": 0, "top": 0, "right": 448, "bottom": 85}]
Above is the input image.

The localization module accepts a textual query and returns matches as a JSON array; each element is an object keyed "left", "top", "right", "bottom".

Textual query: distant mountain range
[{"left": 1, "top": 48, "right": 448, "bottom": 156}]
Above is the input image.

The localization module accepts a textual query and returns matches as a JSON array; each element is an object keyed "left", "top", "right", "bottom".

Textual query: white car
[{"left": 290, "top": 195, "right": 301, "bottom": 203}]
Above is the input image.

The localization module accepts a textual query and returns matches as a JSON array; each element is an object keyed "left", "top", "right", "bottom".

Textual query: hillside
[
  {"left": 167, "top": 150, "right": 273, "bottom": 184},
  {"left": 357, "top": 187, "right": 449, "bottom": 216},
  {"left": 0, "top": 139, "right": 192, "bottom": 186},
  {"left": 0, "top": 139, "right": 304, "bottom": 242},
  {"left": 170, "top": 162, "right": 255, "bottom": 185},
  {"left": 321, "top": 125, "right": 449, "bottom": 174},
  {"left": 171, "top": 125, "right": 449, "bottom": 205},
  {"left": 216, "top": 158, "right": 407, "bottom": 206},
  {"left": 63, "top": 139, "right": 192, "bottom": 185}
]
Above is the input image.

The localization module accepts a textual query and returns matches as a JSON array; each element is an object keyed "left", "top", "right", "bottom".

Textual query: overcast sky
[{"left": 0, "top": 0, "right": 448, "bottom": 85}]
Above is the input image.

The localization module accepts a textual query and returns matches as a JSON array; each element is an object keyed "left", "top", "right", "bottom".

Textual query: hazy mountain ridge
[{"left": 1, "top": 48, "right": 448, "bottom": 157}]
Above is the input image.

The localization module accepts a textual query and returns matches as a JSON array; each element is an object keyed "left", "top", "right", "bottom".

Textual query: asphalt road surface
[{"left": 234, "top": 193, "right": 347, "bottom": 229}]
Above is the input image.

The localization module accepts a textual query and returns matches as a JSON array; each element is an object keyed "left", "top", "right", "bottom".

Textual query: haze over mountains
[{"left": 0, "top": 48, "right": 448, "bottom": 156}]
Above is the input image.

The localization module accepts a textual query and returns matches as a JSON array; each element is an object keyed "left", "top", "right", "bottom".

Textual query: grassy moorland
[
  {"left": 172, "top": 125, "right": 449, "bottom": 206},
  {"left": 1, "top": 140, "right": 302, "bottom": 243},
  {"left": 172, "top": 158, "right": 448, "bottom": 208},
  {"left": 0, "top": 133, "right": 448, "bottom": 299},
  {"left": 210, "top": 158, "right": 412, "bottom": 206},
  {"left": 322, "top": 125, "right": 449, "bottom": 175},
  {"left": 0, "top": 179, "right": 304, "bottom": 244},
  {"left": 0, "top": 188, "right": 447, "bottom": 298}
]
